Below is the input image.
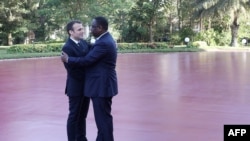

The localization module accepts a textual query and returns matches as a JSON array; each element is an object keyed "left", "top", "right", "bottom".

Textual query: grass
[
  {"left": 118, "top": 46, "right": 205, "bottom": 53},
  {"left": 0, "top": 45, "right": 250, "bottom": 60},
  {"left": 0, "top": 49, "right": 60, "bottom": 60},
  {"left": 0, "top": 46, "right": 203, "bottom": 60}
]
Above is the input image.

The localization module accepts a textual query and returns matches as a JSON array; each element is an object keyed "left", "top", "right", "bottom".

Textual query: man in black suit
[
  {"left": 61, "top": 16, "right": 118, "bottom": 141},
  {"left": 62, "top": 20, "right": 90, "bottom": 141}
]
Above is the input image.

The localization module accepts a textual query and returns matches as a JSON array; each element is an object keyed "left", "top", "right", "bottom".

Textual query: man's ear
[{"left": 69, "top": 30, "right": 73, "bottom": 35}]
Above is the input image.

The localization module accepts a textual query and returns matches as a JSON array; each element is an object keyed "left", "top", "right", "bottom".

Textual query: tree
[
  {"left": 34, "top": 0, "right": 124, "bottom": 41},
  {"left": 192, "top": 0, "right": 250, "bottom": 47},
  {"left": 33, "top": 0, "right": 92, "bottom": 41},
  {"left": 0, "top": 0, "right": 30, "bottom": 45},
  {"left": 124, "top": 0, "right": 170, "bottom": 42}
]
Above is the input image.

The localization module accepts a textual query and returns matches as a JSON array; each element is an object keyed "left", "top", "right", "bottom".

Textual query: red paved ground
[{"left": 1, "top": 52, "right": 250, "bottom": 141}]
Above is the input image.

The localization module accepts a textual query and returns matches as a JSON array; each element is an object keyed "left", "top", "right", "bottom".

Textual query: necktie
[
  {"left": 77, "top": 42, "right": 87, "bottom": 53},
  {"left": 75, "top": 42, "right": 82, "bottom": 52},
  {"left": 77, "top": 42, "right": 81, "bottom": 48}
]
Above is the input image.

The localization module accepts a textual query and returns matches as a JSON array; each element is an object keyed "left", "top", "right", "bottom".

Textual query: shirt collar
[
  {"left": 70, "top": 37, "right": 79, "bottom": 45},
  {"left": 95, "top": 31, "right": 108, "bottom": 41}
]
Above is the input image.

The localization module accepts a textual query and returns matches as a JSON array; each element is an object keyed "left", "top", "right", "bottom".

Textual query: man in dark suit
[
  {"left": 62, "top": 20, "right": 90, "bottom": 141},
  {"left": 61, "top": 16, "right": 118, "bottom": 141}
]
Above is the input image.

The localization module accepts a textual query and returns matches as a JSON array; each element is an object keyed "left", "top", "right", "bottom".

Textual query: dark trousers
[
  {"left": 91, "top": 97, "right": 114, "bottom": 141},
  {"left": 67, "top": 96, "right": 90, "bottom": 141}
]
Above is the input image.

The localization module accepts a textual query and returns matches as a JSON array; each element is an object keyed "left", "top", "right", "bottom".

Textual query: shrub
[
  {"left": 193, "top": 29, "right": 231, "bottom": 46},
  {"left": 117, "top": 42, "right": 169, "bottom": 51},
  {"left": 192, "top": 41, "right": 208, "bottom": 47},
  {"left": 7, "top": 43, "right": 64, "bottom": 53},
  {"left": 178, "top": 27, "right": 196, "bottom": 44}
]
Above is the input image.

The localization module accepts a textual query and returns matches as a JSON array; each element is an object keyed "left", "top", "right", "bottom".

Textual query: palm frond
[{"left": 192, "top": 0, "right": 249, "bottom": 20}]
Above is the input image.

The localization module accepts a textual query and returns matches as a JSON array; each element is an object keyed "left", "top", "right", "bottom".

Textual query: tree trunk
[
  {"left": 177, "top": 0, "right": 182, "bottom": 30},
  {"left": 170, "top": 14, "right": 173, "bottom": 34},
  {"left": 230, "top": 19, "right": 239, "bottom": 47},
  {"left": 208, "top": 18, "right": 211, "bottom": 29},
  {"left": 8, "top": 33, "right": 13, "bottom": 46},
  {"left": 149, "top": 23, "right": 154, "bottom": 43},
  {"left": 199, "top": 16, "right": 203, "bottom": 31}
]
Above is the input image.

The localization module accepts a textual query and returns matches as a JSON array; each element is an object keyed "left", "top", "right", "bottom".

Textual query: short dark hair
[
  {"left": 66, "top": 20, "right": 82, "bottom": 36},
  {"left": 94, "top": 16, "right": 108, "bottom": 31}
]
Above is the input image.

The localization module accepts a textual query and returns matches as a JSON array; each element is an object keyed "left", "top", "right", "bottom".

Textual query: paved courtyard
[{"left": 1, "top": 52, "right": 250, "bottom": 141}]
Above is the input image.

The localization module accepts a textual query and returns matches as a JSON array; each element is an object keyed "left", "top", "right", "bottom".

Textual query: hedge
[{"left": 6, "top": 42, "right": 187, "bottom": 54}]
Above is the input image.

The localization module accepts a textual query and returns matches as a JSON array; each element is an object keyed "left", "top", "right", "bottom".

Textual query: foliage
[
  {"left": 191, "top": 0, "right": 250, "bottom": 46},
  {"left": 0, "top": 0, "right": 30, "bottom": 45},
  {"left": 168, "top": 32, "right": 182, "bottom": 45},
  {"left": 119, "top": 0, "right": 170, "bottom": 42},
  {"left": 0, "top": 0, "right": 250, "bottom": 46},
  {"left": 5, "top": 42, "right": 197, "bottom": 55},
  {"left": 192, "top": 41, "right": 207, "bottom": 47},
  {"left": 117, "top": 42, "right": 170, "bottom": 50},
  {"left": 193, "top": 29, "right": 231, "bottom": 46},
  {"left": 0, "top": 33, "right": 7, "bottom": 45},
  {"left": 194, "top": 29, "right": 217, "bottom": 46},
  {"left": 178, "top": 27, "right": 196, "bottom": 44},
  {"left": 0, "top": 49, "right": 60, "bottom": 59},
  {"left": 238, "top": 22, "right": 250, "bottom": 40},
  {"left": 7, "top": 43, "right": 63, "bottom": 53},
  {"left": 214, "top": 31, "right": 231, "bottom": 46}
]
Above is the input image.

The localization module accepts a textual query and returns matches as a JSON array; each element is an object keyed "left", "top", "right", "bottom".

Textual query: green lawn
[
  {"left": 0, "top": 45, "right": 249, "bottom": 60},
  {"left": 0, "top": 46, "right": 203, "bottom": 60},
  {"left": 0, "top": 49, "right": 60, "bottom": 60}
]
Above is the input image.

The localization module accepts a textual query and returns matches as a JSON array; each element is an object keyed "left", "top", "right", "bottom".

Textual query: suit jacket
[
  {"left": 62, "top": 38, "right": 90, "bottom": 97},
  {"left": 68, "top": 32, "right": 118, "bottom": 97}
]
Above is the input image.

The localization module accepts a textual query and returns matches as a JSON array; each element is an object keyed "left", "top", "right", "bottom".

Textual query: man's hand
[{"left": 61, "top": 51, "right": 69, "bottom": 63}]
